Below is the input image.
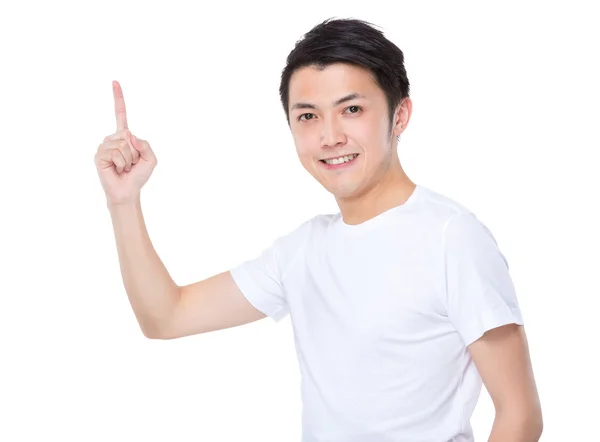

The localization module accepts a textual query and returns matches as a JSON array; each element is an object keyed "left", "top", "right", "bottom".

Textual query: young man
[{"left": 96, "top": 18, "right": 543, "bottom": 442}]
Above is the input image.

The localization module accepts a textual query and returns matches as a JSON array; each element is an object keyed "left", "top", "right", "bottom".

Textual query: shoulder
[
  {"left": 415, "top": 184, "right": 475, "bottom": 221},
  {"left": 407, "top": 185, "right": 484, "bottom": 242},
  {"left": 443, "top": 211, "right": 496, "bottom": 242},
  {"left": 409, "top": 186, "right": 504, "bottom": 262},
  {"left": 441, "top": 209, "right": 508, "bottom": 271}
]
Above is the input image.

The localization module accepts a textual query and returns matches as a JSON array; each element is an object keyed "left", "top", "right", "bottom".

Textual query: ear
[{"left": 392, "top": 97, "right": 412, "bottom": 137}]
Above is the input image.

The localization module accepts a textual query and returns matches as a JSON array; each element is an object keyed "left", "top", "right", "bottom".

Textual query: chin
[
  {"left": 327, "top": 183, "right": 363, "bottom": 200},
  {"left": 307, "top": 166, "right": 364, "bottom": 199}
]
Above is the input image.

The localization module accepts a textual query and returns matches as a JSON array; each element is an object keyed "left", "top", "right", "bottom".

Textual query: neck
[{"left": 336, "top": 156, "right": 416, "bottom": 226}]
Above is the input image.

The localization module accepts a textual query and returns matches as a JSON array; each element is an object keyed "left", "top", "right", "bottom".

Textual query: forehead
[{"left": 288, "top": 63, "right": 381, "bottom": 105}]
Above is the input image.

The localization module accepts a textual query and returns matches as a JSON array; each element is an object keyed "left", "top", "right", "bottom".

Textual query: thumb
[{"left": 130, "top": 134, "right": 154, "bottom": 162}]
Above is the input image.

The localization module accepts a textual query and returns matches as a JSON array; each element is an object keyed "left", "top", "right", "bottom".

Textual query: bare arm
[
  {"left": 109, "top": 198, "right": 265, "bottom": 339},
  {"left": 161, "top": 270, "right": 267, "bottom": 339},
  {"left": 468, "top": 324, "right": 543, "bottom": 441},
  {"left": 100, "top": 81, "right": 264, "bottom": 339},
  {"left": 108, "top": 198, "right": 178, "bottom": 338}
]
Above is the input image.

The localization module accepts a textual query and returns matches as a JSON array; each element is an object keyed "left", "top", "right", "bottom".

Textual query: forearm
[
  {"left": 487, "top": 409, "right": 543, "bottom": 442},
  {"left": 108, "top": 197, "right": 179, "bottom": 338}
]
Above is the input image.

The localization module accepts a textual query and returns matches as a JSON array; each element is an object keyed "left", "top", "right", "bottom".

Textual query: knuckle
[
  {"left": 104, "top": 131, "right": 129, "bottom": 143},
  {"left": 120, "top": 144, "right": 132, "bottom": 156}
]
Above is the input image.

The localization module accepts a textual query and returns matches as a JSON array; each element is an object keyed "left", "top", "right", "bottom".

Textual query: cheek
[
  {"left": 293, "top": 144, "right": 313, "bottom": 170},
  {"left": 354, "top": 115, "right": 382, "bottom": 140},
  {"left": 297, "top": 149, "right": 318, "bottom": 170},
  {"left": 293, "top": 132, "right": 319, "bottom": 159}
]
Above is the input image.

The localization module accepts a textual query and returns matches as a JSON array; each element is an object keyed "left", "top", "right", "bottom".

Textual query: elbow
[
  {"left": 142, "top": 328, "right": 161, "bottom": 340},
  {"left": 525, "top": 420, "right": 543, "bottom": 442},
  {"left": 522, "top": 414, "right": 543, "bottom": 441},
  {"left": 496, "top": 405, "right": 544, "bottom": 441},
  {"left": 137, "top": 307, "right": 178, "bottom": 339},
  {"left": 531, "top": 412, "right": 544, "bottom": 441},
  {"left": 142, "top": 321, "right": 178, "bottom": 340},
  {"left": 524, "top": 402, "right": 544, "bottom": 440},
  {"left": 140, "top": 322, "right": 168, "bottom": 340},
  {"left": 143, "top": 330, "right": 162, "bottom": 340}
]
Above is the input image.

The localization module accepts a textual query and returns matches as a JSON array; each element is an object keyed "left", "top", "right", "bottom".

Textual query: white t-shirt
[{"left": 229, "top": 184, "right": 524, "bottom": 442}]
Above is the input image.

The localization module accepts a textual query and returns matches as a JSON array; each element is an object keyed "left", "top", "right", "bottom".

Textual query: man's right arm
[{"left": 108, "top": 199, "right": 266, "bottom": 340}]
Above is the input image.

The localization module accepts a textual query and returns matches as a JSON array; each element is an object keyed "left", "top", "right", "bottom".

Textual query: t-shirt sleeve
[
  {"left": 229, "top": 218, "right": 313, "bottom": 323},
  {"left": 443, "top": 211, "right": 524, "bottom": 346}
]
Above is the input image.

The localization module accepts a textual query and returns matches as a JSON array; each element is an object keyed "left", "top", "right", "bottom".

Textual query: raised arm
[{"left": 95, "top": 81, "right": 265, "bottom": 338}]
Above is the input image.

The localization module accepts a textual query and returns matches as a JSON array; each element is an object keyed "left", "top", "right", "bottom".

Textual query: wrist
[{"left": 107, "top": 197, "right": 141, "bottom": 212}]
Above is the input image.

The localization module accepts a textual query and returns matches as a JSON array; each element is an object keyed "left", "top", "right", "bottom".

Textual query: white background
[{"left": 1, "top": 1, "right": 598, "bottom": 440}]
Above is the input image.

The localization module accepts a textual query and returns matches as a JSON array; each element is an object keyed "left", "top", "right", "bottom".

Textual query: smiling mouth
[{"left": 320, "top": 153, "right": 359, "bottom": 165}]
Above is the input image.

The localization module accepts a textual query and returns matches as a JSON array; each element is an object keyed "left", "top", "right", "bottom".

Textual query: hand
[{"left": 94, "top": 80, "right": 158, "bottom": 206}]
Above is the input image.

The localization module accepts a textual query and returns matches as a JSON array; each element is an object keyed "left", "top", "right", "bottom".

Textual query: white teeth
[{"left": 323, "top": 154, "right": 358, "bottom": 165}]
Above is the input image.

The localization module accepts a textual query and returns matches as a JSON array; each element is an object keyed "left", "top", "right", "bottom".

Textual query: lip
[{"left": 319, "top": 154, "right": 360, "bottom": 170}]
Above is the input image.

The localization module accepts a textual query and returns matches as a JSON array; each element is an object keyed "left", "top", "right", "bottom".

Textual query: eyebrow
[{"left": 290, "top": 93, "right": 367, "bottom": 111}]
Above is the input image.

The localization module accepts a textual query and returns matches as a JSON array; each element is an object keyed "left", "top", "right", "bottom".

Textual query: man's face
[{"left": 287, "top": 63, "right": 406, "bottom": 201}]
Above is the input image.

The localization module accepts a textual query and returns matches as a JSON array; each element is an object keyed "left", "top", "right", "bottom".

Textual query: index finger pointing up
[{"left": 112, "top": 80, "right": 128, "bottom": 131}]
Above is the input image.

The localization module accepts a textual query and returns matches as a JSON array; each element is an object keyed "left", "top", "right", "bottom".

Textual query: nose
[{"left": 321, "top": 117, "right": 347, "bottom": 149}]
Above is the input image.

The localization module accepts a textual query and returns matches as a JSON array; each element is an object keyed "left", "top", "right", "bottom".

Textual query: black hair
[{"left": 279, "top": 17, "right": 411, "bottom": 137}]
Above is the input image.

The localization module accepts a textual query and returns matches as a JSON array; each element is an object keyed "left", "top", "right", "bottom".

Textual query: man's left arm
[{"left": 468, "top": 323, "right": 543, "bottom": 442}]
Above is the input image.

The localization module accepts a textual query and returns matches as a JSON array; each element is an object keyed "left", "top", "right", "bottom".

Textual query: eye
[
  {"left": 298, "top": 113, "right": 315, "bottom": 122},
  {"left": 345, "top": 105, "right": 362, "bottom": 114},
  {"left": 297, "top": 106, "right": 362, "bottom": 122}
]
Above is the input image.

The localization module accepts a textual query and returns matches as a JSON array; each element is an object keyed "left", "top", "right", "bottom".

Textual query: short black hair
[{"left": 279, "top": 17, "right": 411, "bottom": 136}]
